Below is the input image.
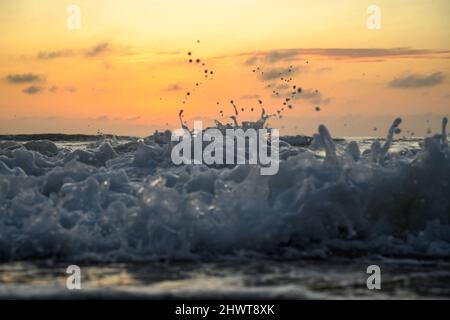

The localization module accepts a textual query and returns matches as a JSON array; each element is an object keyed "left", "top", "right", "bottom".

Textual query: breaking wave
[{"left": 0, "top": 117, "right": 449, "bottom": 262}]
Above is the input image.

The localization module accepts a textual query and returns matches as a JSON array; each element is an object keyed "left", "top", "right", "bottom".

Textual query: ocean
[{"left": 0, "top": 118, "right": 449, "bottom": 299}]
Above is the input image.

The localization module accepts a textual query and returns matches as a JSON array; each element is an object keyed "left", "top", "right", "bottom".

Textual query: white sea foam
[{"left": 0, "top": 118, "right": 449, "bottom": 261}]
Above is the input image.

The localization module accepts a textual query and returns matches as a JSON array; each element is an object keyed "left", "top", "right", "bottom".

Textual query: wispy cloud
[
  {"left": 164, "top": 83, "right": 182, "bottom": 91},
  {"left": 36, "top": 42, "right": 112, "bottom": 60},
  {"left": 64, "top": 86, "right": 78, "bottom": 93},
  {"left": 84, "top": 42, "right": 110, "bottom": 57},
  {"left": 258, "top": 66, "right": 303, "bottom": 81},
  {"left": 5, "top": 73, "right": 43, "bottom": 84},
  {"left": 292, "top": 88, "right": 331, "bottom": 105},
  {"left": 235, "top": 47, "right": 450, "bottom": 64},
  {"left": 244, "top": 56, "right": 258, "bottom": 66},
  {"left": 48, "top": 85, "right": 58, "bottom": 93},
  {"left": 37, "top": 50, "right": 74, "bottom": 60},
  {"left": 88, "top": 115, "right": 140, "bottom": 122},
  {"left": 48, "top": 85, "right": 78, "bottom": 93},
  {"left": 90, "top": 115, "right": 110, "bottom": 121},
  {"left": 387, "top": 72, "right": 446, "bottom": 89},
  {"left": 23, "top": 85, "right": 43, "bottom": 95},
  {"left": 264, "top": 50, "right": 300, "bottom": 63},
  {"left": 276, "top": 83, "right": 290, "bottom": 90},
  {"left": 240, "top": 94, "right": 261, "bottom": 100},
  {"left": 300, "top": 47, "right": 444, "bottom": 58}
]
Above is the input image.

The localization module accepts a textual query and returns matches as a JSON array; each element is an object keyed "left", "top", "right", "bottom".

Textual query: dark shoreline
[
  {"left": 0, "top": 133, "right": 335, "bottom": 145},
  {"left": 0, "top": 133, "right": 136, "bottom": 142}
]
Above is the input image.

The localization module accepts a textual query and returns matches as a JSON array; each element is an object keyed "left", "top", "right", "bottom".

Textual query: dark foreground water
[{"left": 1, "top": 257, "right": 449, "bottom": 299}]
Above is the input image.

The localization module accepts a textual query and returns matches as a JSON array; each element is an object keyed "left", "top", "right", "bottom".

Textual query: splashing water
[{"left": 0, "top": 116, "right": 449, "bottom": 262}]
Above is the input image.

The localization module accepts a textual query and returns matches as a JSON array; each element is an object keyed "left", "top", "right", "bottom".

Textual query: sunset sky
[{"left": 0, "top": 0, "right": 449, "bottom": 136}]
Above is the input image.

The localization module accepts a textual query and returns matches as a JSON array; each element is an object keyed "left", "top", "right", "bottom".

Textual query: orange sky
[{"left": 0, "top": 0, "right": 449, "bottom": 136}]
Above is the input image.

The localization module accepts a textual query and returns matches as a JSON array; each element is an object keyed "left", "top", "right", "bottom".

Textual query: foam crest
[{"left": 0, "top": 118, "right": 449, "bottom": 261}]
